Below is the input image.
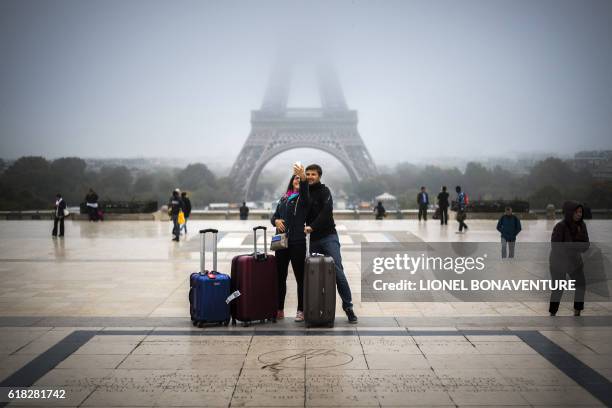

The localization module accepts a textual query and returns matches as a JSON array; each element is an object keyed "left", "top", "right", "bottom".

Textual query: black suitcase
[{"left": 303, "top": 234, "right": 336, "bottom": 328}]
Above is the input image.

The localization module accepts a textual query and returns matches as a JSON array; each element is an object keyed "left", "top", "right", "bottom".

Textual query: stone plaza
[{"left": 1, "top": 219, "right": 611, "bottom": 407}]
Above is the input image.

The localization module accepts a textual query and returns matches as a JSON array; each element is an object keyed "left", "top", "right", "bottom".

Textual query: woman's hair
[{"left": 284, "top": 174, "right": 300, "bottom": 196}]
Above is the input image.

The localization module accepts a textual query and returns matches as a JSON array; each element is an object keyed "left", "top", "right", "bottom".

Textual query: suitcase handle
[
  {"left": 199, "top": 229, "right": 218, "bottom": 273},
  {"left": 253, "top": 226, "right": 267, "bottom": 259}
]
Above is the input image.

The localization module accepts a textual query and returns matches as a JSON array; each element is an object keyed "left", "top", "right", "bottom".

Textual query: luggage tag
[{"left": 226, "top": 290, "right": 241, "bottom": 304}]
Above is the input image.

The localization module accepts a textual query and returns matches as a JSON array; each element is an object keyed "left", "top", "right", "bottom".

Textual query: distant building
[{"left": 574, "top": 150, "right": 612, "bottom": 180}]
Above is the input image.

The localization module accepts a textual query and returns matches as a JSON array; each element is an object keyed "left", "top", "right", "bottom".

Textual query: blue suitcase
[{"left": 189, "top": 228, "right": 231, "bottom": 327}]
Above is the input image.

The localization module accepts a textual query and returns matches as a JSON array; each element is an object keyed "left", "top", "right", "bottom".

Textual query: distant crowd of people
[
  {"left": 50, "top": 177, "right": 592, "bottom": 319},
  {"left": 373, "top": 185, "right": 470, "bottom": 233}
]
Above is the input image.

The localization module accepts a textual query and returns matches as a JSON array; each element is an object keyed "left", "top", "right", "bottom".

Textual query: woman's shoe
[
  {"left": 276, "top": 310, "right": 285, "bottom": 319},
  {"left": 294, "top": 311, "right": 304, "bottom": 322}
]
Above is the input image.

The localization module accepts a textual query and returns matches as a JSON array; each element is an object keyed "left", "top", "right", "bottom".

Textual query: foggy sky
[{"left": 1, "top": 0, "right": 611, "bottom": 165}]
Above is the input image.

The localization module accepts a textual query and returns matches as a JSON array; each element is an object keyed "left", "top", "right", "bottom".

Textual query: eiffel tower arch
[{"left": 229, "top": 61, "right": 377, "bottom": 200}]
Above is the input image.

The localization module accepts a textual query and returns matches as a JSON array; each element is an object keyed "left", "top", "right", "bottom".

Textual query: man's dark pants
[
  {"left": 418, "top": 204, "right": 428, "bottom": 221},
  {"left": 172, "top": 214, "right": 180, "bottom": 239},
  {"left": 440, "top": 207, "right": 448, "bottom": 225},
  {"left": 52, "top": 217, "right": 64, "bottom": 236}
]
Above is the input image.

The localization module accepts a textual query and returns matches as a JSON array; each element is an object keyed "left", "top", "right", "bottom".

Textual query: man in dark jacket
[
  {"left": 496, "top": 207, "right": 522, "bottom": 258},
  {"left": 168, "top": 189, "right": 184, "bottom": 242},
  {"left": 303, "top": 164, "right": 357, "bottom": 323},
  {"left": 436, "top": 186, "right": 450, "bottom": 225},
  {"left": 549, "top": 201, "right": 590, "bottom": 316},
  {"left": 85, "top": 188, "right": 99, "bottom": 222},
  {"left": 417, "top": 186, "right": 429, "bottom": 221},
  {"left": 374, "top": 201, "right": 386, "bottom": 220},
  {"left": 239, "top": 202, "right": 249, "bottom": 220},
  {"left": 52, "top": 193, "right": 67, "bottom": 237},
  {"left": 180, "top": 191, "right": 192, "bottom": 234}
]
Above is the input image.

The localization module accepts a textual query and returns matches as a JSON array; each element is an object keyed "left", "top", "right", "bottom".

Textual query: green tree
[
  {"left": 133, "top": 174, "right": 155, "bottom": 196},
  {"left": 177, "top": 163, "right": 217, "bottom": 191},
  {"left": 50, "top": 157, "right": 88, "bottom": 204},
  {"left": 96, "top": 166, "right": 133, "bottom": 200},
  {"left": 529, "top": 186, "right": 563, "bottom": 208}
]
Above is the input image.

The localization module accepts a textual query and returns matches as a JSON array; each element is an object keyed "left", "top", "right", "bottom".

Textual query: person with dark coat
[
  {"left": 453, "top": 186, "right": 468, "bottom": 233},
  {"left": 303, "top": 164, "right": 357, "bottom": 324},
  {"left": 168, "top": 189, "right": 184, "bottom": 242},
  {"left": 85, "top": 188, "right": 99, "bottom": 222},
  {"left": 52, "top": 193, "right": 67, "bottom": 237},
  {"left": 416, "top": 186, "right": 429, "bottom": 221},
  {"left": 239, "top": 202, "right": 249, "bottom": 220},
  {"left": 437, "top": 186, "right": 450, "bottom": 225},
  {"left": 180, "top": 191, "right": 192, "bottom": 234},
  {"left": 496, "top": 207, "right": 522, "bottom": 258},
  {"left": 549, "top": 201, "right": 589, "bottom": 316},
  {"left": 374, "top": 201, "right": 386, "bottom": 220},
  {"left": 271, "top": 169, "right": 309, "bottom": 322}
]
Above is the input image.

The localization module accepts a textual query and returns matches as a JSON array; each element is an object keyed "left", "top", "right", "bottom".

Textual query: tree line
[
  {"left": 0, "top": 156, "right": 610, "bottom": 210},
  {"left": 0, "top": 157, "right": 233, "bottom": 211},
  {"left": 349, "top": 158, "right": 612, "bottom": 209}
]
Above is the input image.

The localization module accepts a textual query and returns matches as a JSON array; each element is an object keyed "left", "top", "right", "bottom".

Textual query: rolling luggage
[
  {"left": 304, "top": 234, "right": 336, "bottom": 328},
  {"left": 231, "top": 226, "right": 278, "bottom": 326},
  {"left": 189, "top": 228, "right": 231, "bottom": 327},
  {"left": 433, "top": 207, "right": 441, "bottom": 220}
]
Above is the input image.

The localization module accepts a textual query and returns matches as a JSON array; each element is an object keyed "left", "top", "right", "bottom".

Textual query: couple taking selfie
[{"left": 271, "top": 163, "right": 358, "bottom": 324}]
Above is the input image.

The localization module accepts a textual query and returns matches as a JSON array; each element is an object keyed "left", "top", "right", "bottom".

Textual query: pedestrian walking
[{"left": 496, "top": 207, "right": 522, "bottom": 258}]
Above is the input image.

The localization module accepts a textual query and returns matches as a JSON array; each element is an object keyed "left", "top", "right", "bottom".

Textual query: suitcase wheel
[
  {"left": 192, "top": 320, "right": 198, "bottom": 327},
  {"left": 242, "top": 321, "right": 250, "bottom": 327},
  {"left": 231, "top": 318, "right": 236, "bottom": 326},
  {"left": 197, "top": 321, "right": 205, "bottom": 328},
  {"left": 327, "top": 323, "right": 334, "bottom": 328},
  {"left": 223, "top": 319, "right": 230, "bottom": 327}
]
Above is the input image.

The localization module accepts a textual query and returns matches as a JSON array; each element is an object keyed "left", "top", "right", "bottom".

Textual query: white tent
[
  {"left": 375, "top": 192, "right": 397, "bottom": 201},
  {"left": 374, "top": 192, "right": 398, "bottom": 210}
]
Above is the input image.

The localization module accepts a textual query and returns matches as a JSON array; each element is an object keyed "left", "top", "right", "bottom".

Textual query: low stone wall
[
  {"left": 0, "top": 209, "right": 584, "bottom": 221},
  {"left": 2, "top": 209, "right": 611, "bottom": 221}
]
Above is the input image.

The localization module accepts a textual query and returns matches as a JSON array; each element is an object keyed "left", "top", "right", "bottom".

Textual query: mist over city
[{"left": 1, "top": 0, "right": 611, "bottom": 207}]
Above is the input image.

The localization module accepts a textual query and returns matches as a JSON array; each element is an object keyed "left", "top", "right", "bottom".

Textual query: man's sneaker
[
  {"left": 294, "top": 311, "right": 304, "bottom": 322},
  {"left": 346, "top": 308, "right": 358, "bottom": 324},
  {"left": 172, "top": 237, "right": 179, "bottom": 242}
]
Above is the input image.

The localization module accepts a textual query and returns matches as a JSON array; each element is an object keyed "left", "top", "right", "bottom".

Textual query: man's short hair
[
  {"left": 505, "top": 206, "right": 512, "bottom": 211},
  {"left": 421, "top": 186, "right": 425, "bottom": 190},
  {"left": 306, "top": 164, "right": 322, "bottom": 176}
]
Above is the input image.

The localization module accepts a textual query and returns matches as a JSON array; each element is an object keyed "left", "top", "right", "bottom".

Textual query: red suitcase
[{"left": 231, "top": 226, "right": 278, "bottom": 326}]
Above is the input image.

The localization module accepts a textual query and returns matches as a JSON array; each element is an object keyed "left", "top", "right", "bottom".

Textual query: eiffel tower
[{"left": 229, "top": 58, "right": 378, "bottom": 200}]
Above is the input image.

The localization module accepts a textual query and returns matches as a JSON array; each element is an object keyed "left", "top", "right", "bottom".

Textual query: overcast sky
[{"left": 1, "top": 0, "right": 611, "bottom": 165}]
